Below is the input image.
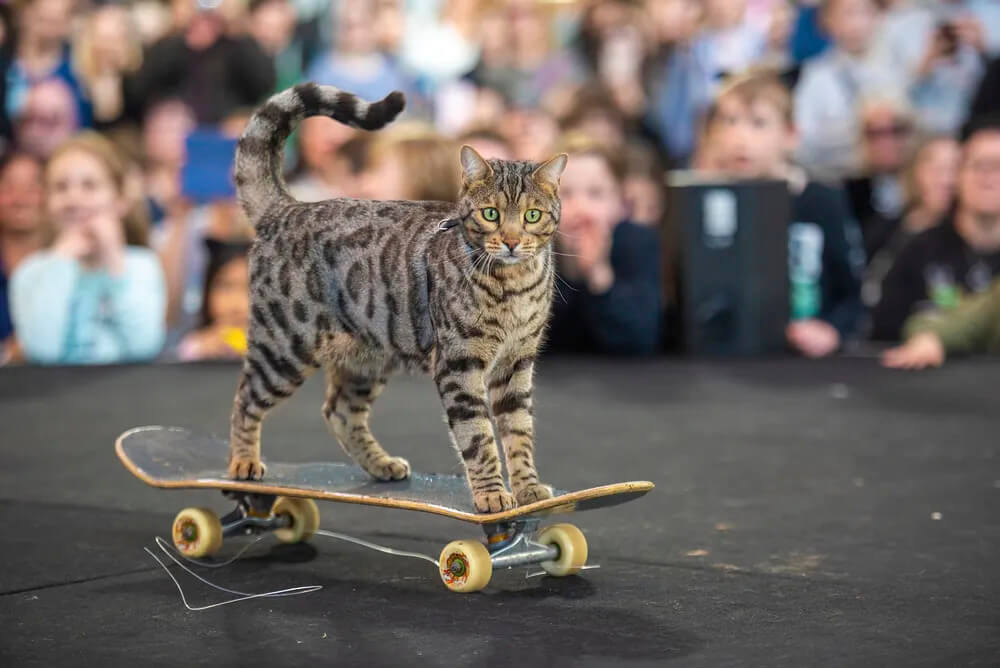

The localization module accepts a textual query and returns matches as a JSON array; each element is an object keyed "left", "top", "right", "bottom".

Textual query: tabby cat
[{"left": 229, "top": 83, "right": 567, "bottom": 513}]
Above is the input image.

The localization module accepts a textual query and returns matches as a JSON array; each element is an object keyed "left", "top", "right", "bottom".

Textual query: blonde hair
[
  {"left": 708, "top": 68, "right": 794, "bottom": 127},
  {"left": 368, "top": 123, "right": 462, "bottom": 202},
  {"left": 72, "top": 6, "right": 143, "bottom": 85},
  {"left": 46, "top": 132, "right": 150, "bottom": 247},
  {"left": 555, "top": 131, "right": 626, "bottom": 184}
]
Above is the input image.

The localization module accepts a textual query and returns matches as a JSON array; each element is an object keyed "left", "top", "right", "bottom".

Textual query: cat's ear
[
  {"left": 460, "top": 145, "right": 492, "bottom": 182},
  {"left": 532, "top": 153, "right": 568, "bottom": 190}
]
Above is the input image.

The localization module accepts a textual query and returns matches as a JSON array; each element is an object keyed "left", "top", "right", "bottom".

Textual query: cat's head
[{"left": 455, "top": 146, "right": 568, "bottom": 265}]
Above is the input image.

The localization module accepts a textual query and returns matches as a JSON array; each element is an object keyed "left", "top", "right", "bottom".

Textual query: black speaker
[{"left": 668, "top": 174, "right": 790, "bottom": 355}]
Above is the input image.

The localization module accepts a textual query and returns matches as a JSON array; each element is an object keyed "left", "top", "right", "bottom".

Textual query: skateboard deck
[{"left": 116, "top": 426, "right": 654, "bottom": 524}]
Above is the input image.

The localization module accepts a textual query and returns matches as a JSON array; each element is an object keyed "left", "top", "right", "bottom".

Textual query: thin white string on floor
[
  {"left": 144, "top": 537, "right": 322, "bottom": 611},
  {"left": 314, "top": 529, "right": 440, "bottom": 567},
  {"left": 144, "top": 528, "right": 440, "bottom": 610}
]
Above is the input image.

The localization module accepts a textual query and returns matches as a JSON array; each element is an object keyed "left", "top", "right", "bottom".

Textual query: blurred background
[{"left": 1, "top": 0, "right": 999, "bottom": 369}]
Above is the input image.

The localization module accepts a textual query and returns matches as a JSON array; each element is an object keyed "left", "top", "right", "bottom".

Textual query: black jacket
[
  {"left": 123, "top": 34, "right": 275, "bottom": 124},
  {"left": 547, "top": 222, "right": 662, "bottom": 355},
  {"left": 871, "top": 219, "right": 1000, "bottom": 341}
]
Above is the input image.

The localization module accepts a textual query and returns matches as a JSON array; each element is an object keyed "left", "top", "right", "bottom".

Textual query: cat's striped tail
[{"left": 234, "top": 82, "right": 406, "bottom": 223}]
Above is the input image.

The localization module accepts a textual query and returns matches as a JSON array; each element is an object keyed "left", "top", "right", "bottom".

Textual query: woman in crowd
[
  {"left": 10, "top": 132, "right": 165, "bottom": 364},
  {"left": 862, "top": 135, "right": 961, "bottom": 310}
]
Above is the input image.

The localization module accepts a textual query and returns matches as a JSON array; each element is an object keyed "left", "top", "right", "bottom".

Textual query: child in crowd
[
  {"left": 701, "top": 70, "right": 866, "bottom": 357},
  {"left": 176, "top": 239, "right": 250, "bottom": 362},
  {"left": 10, "top": 132, "right": 165, "bottom": 364},
  {"left": 547, "top": 133, "right": 662, "bottom": 355},
  {"left": 882, "top": 278, "right": 1000, "bottom": 370}
]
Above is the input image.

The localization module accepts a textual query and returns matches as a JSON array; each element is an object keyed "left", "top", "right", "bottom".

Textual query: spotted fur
[{"left": 229, "top": 83, "right": 567, "bottom": 512}]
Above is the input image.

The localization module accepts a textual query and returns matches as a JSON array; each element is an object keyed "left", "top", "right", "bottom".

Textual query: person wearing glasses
[{"left": 871, "top": 115, "right": 1000, "bottom": 341}]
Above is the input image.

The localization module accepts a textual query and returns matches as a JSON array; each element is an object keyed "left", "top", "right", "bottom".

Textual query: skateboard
[{"left": 116, "top": 425, "right": 654, "bottom": 593}]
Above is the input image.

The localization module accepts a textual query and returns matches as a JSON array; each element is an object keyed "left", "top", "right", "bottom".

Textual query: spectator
[
  {"left": 547, "top": 133, "right": 661, "bottom": 355},
  {"left": 305, "top": 0, "right": 415, "bottom": 105},
  {"left": 871, "top": 115, "right": 1000, "bottom": 341},
  {"left": 499, "top": 105, "right": 560, "bottom": 162},
  {"left": 72, "top": 3, "right": 143, "bottom": 126},
  {"left": 176, "top": 239, "right": 250, "bottom": 362},
  {"left": 845, "top": 94, "right": 916, "bottom": 246},
  {"left": 862, "top": 135, "right": 960, "bottom": 309},
  {"left": 247, "top": 0, "right": 311, "bottom": 93},
  {"left": 794, "top": 0, "right": 898, "bottom": 179},
  {"left": 703, "top": 0, "right": 769, "bottom": 77},
  {"left": 141, "top": 98, "right": 196, "bottom": 224},
  {"left": 123, "top": 0, "right": 275, "bottom": 125},
  {"left": 642, "top": 0, "right": 714, "bottom": 168},
  {"left": 287, "top": 116, "right": 358, "bottom": 202},
  {"left": 876, "top": 0, "right": 1000, "bottom": 135},
  {"left": 155, "top": 110, "right": 252, "bottom": 336},
  {"left": 468, "top": 0, "right": 584, "bottom": 111},
  {"left": 14, "top": 78, "right": 81, "bottom": 159},
  {"left": 5, "top": 0, "right": 92, "bottom": 128},
  {"left": 360, "top": 125, "right": 461, "bottom": 202},
  {"left": 400, "top": 0, "right": 481, "bottom": 88},
  {"left": 10, "top": 132, "right": 166, "bottom": 364},
  {"left": 701, "top": 70, "right": 866, "bottom": 356},
  {"left": 560, "top": 85, "right": 628, "bottom": 152},
  {"left": 0, "top": 152, "right": 47, "bottom": 363},
  {"left": 456, "top": 127, "right": 513, "bottom": 161},
  {"left": 882, "top": 277, "right": 1000, "bottom": 370}
]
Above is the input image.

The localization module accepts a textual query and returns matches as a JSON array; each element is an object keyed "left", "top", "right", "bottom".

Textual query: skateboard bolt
[
  {"left": 181, "top": 522, "right": 197, "bottom": 542},
  {"left": 450, "top": 557, "right": 466, "bottom": 577}
]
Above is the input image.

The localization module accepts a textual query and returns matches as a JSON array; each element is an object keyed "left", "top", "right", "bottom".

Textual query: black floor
[{"left": 1, "top": 356, "right": 998, "bottom": 666}]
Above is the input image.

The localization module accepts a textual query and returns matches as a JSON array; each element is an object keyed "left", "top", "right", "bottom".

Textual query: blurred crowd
[{"left": 1, "top": 0, "right": 999, "bottom": 370}]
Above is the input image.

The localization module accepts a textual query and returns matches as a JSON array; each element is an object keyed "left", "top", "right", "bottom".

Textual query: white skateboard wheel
[
  {"left": 439, "top": 540, "right": 492, "bottom": 593},
  {"left": 537, "top": 523, "right": 588, "bottom": 576},
  {"left": 273, "top": 497, "right": 320, "bottom": 543},
  {"left": 172, "top": 507, "right": 223, "bottom": 558}
]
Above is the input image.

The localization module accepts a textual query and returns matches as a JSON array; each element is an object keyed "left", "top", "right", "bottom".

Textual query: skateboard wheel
[
  {"left": 439, "top": 540, "right": 492, "bottom": 593},
  {"left": 172, "top": 507, "right": 223, "bottom": 558},
  {"left": 536, "top": 523, "right": 588, "bottom": 576},
  {"left": 272, "top": 497, "right": 320, "bottom": 544}
]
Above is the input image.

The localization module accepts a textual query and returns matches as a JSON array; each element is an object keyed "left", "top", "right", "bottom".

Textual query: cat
[{"left": 229, "top": 82, "right": 567, "bottom": 513}]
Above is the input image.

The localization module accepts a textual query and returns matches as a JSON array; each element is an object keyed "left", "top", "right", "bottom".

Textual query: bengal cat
[{"left": 229, "top": 83, "right": 567, "bottom": 513}]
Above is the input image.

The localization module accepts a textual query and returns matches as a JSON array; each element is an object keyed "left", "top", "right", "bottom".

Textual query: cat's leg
[
  {"left": 434, "top": 353, "right": 514, "bottom": 513},
  {"left": 487, "top": 356, "right": 553, "bottom": 506},
  {"left": 229, "top": 342, "right": 315, "bottom": 479},
  {"left": 322, "top": 365, "right": 410, "bottom": 481}
]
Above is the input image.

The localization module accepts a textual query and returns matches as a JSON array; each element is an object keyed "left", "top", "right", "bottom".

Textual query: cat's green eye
[
  {"left": 524, "top": 209, "right": 542, "bottom": 224},
  {"left": 481, "top": 207, "right": 499, "bottom": 222}
]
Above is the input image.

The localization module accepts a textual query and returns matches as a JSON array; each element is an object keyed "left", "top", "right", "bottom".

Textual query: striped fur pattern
[{"left": 229, "top": 83, "right": 568, "bottom": 512}]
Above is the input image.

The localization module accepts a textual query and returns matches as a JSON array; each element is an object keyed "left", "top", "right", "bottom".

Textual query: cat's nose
[{"left": 502, "top": 239, "right": 519, "bottom": 252}]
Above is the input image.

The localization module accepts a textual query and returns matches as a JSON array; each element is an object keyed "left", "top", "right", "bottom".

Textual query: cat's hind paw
[
  {"left": 228, "top": 456, "right": 266, "bottom": 480},
  {"left": 515, "top": 483, "right": 554, "bottom": 506}
]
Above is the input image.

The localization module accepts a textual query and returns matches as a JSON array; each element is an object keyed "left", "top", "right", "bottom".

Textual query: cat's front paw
[
  {"left": 366, "top": 456, "right": 411, "bottom": 481},
  {"left": 474, "top": 489, "right": 516, "bottom": 513},
  {"left": 229, "top": 456, "right": 266, "bottom": 480},
  {"left": 515, "top": 483, "right": 553, "bottom": 506}
]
